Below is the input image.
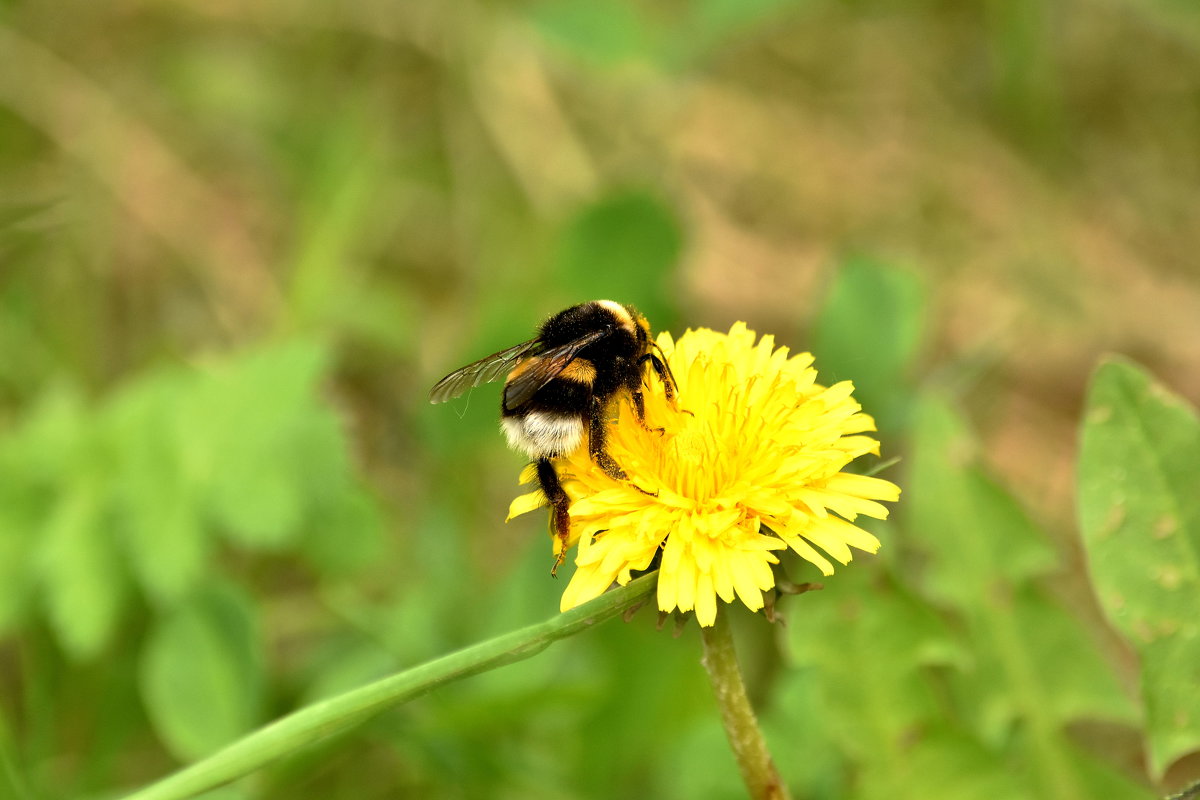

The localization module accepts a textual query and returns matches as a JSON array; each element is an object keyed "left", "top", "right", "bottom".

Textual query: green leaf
[
  {"left": 4, "top": 384, "right": 127, "bottom": 656},
  {"left": 759, "top": 667, "right": 847, "bottom": 798},
  {"left": 299, "top": 485, "right": 384, "bottom": 577},
  {"left": 905, "top": 395, "right": 1057, "bottom": 605},
  {"left": 906, "top": 392, "right": 1137, "bottom": 799},
  {"left": 892, "top": 730, "right": 1152, "bottom": 800},
  {"left": 784, "top": 567, "right": 958, "bottom": 792},
  {"left": 953, "top": 585, "right": 1137, "bottom": 746},
  {"left": 16, "top": 383, "right": 89, "bottom": 482},
  {"left": 555, "top": 190, "right": 682, "bottom": 327},
  {"left": 106, "top": 372, "right": 210, "bottom": 606},
  {"left": 36, "top": 473, "right": 125, "bottom": 661},
  {"left": 811, "top": 257, "right": 925, "bottom": 431},
  {"left": 1006, "top": 587, "right": 1138, "bottom": 726},
  {"left": 139, "top": 584, "right": 264, "bottom": 762},
  {"left": 1078, "top": 357, "right": 1200, "bottom": 776},
  {"left": 668, "top": 720, "right": 760, "bottom": 800},
  {"left": 876, "top": 729, "right": 1026, "bottom": 800},
  {"left": 183, "top": 340, "right": 335, "bottom": 549}
]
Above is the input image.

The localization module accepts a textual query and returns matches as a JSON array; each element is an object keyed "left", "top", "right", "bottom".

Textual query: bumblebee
[{"left": 430, "top": 300, "right": 677, "bottom": 570}]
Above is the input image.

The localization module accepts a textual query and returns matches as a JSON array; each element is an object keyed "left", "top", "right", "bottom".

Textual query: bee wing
[
  {"left": 429, "top": 338, "right": 542, "bottom": 404},
  {"left": 501, "top": 328, "right": 611, "bottom": 412}
]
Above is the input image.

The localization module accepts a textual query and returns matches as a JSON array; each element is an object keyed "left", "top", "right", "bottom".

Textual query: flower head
[{"left": 507, "top": 322, "right": 900, "bottom": 627}]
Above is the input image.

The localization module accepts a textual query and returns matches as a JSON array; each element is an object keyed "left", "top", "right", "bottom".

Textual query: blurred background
[{"left": 2, "top": 1, "right": 1199, "bottom": 798}]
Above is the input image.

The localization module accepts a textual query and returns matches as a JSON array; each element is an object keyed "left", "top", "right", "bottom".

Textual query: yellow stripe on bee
[
  {"left": 506, "top": 358, "right": 534, "bottom": 382},
  {"left": 559, "top": 358, "right": 596, "bottom": 384},
  {"left": 596, "top": 300, "right": 638, "bottom": 336}
]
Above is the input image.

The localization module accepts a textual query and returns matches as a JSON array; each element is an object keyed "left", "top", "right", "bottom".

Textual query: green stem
[
  {"left": 699, "top": 612, "right": 790, "bottom": 800},
  {"left": 120, "top": 573, "right": 659, "bottom": 800}
]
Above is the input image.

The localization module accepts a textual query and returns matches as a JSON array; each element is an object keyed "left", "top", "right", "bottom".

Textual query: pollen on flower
[{"left": 506, "top": 322, "right": 901, "bottom": 627}]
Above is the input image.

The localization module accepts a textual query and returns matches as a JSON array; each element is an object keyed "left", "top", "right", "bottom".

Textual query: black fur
[
  {"left": 503, "top": 302, "right": 670, "bottom": 573},
  {"left": 435, "top": 300, "right": 675, "bottom": 574}
]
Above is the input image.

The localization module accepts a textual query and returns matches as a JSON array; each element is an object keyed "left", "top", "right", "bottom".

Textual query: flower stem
[
  {"left": 699, "top": 613, "right": 790, "bottom": 800},
  {"left": 119, "top": 573, "right": 659, "bottom": 800}
]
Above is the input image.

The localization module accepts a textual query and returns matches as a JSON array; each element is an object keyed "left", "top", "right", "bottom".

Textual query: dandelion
[{"left": 507, "top": 322, "right": 900, "bottom": 627}]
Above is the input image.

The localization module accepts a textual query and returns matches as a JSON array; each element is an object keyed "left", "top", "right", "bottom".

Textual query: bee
[{"left": 430, "top": 300, "right": 677, "bottom": 572}]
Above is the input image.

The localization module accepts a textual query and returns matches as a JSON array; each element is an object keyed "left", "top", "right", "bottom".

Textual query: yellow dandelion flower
[{"left": 507, "top": 322, "right": 901, "bottom": 627}]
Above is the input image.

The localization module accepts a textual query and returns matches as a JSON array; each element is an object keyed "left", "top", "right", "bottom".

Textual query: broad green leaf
[
  {"left": 893, "top": 731, "right": 1151, "bottom": 800},
  {"left": 907, "top": 393, "right": 1135, "bottom": 799},
  {"left": 785, "top": 566, "right": 958, "bottom": 795},
  {"left": 183, "top": 340, "right": 334, "bottom": 549},
  {"left": 555, "top": 190, "right": 682, "bottom": 327},
  {"left": 556, "top": 620, "right": 711, "bottom": 799},
  {"left": 36, "top": 475, "right": 125, "bottom": 660},
  {"left": 7, "top": 384, "right": 126, "bottom": 655},
  {"left": 952, "top": 585, "right": 1137, "bottom": 747},
  {"left": 905, "top": 395, "right": 1056, "bottom": 605},
  {"left": 874, "top": 729, "right": 1026, "bottom": 800},
  {"left": 1010, "top": 587, "right": 1137, "bottom": 725},
  {"left": 299, "top": 485, "right": 384, "bottom": 577},
  {"left": 759, "top": 667, "right": 847, "bottom": 799},
  {"left": 16, "top": 383, "right": 89, "bottom": 482},
  {"left": 811, "top": 257, "right": 925, "bottom": 432},
  {"left": 1139, "top": 635, "right": 1200, "bottom": 780},
  {"left": 668, "top": 720, "right": 761, "bottom": 800},
  {"left": 139, "top": 584, "right": 264, "bottom": 762},
  {"left": 1078, "top": 357, "right": 1200, "bottom": 776},
  {"left": 106, "top": 372, "right": 210, "bottom": 606}
]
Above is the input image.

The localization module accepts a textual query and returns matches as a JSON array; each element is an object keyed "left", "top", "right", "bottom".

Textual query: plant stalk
[
  {"left": 120, "top": 573, "right": 658, "bottom": 800},
  {"left": 700, "top": 612, "right": 790, "bottom": 800}
]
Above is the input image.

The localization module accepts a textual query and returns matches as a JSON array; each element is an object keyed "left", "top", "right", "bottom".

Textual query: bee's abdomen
[
  {"left": 501, "top": 360, "right": 596, "bottom": 459},
  {"left": 501, "top": 411, "right": 585, "bottom": 459}
]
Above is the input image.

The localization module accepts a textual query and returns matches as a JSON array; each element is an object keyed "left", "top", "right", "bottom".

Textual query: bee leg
[
  {"left": 641, "top": 351, "right": 678, "bottom": 405},
  {"left": 630, "top": 388, "right": 665, "bottom": 435},
  {"left": 537, "top": 458, "right": 571, "bottom": 576},
  {"left": 640, "top": 351, "right": 690, "bottom": 416},
  {"left": 589, "top": 397, "right": 658, "bottom": 498},
  {"left": 588, "top": 397, "right": 627, "bottom": 481}
]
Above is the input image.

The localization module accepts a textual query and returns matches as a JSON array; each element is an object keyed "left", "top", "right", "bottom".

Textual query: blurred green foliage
[
  {"left": 2, "top": 0, "right": 1199, "bottom": 798},
  {"left": 1079, "top": 360, "right": 1200, "bottom": 779}
]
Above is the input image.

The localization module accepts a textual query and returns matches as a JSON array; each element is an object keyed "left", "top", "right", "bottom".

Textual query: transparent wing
[
  {"left": 429, "top": 338, "right": 542, "bottom": 404},
  {"left": 501, "top": 328, "right": 610, "bottom": 412}
]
